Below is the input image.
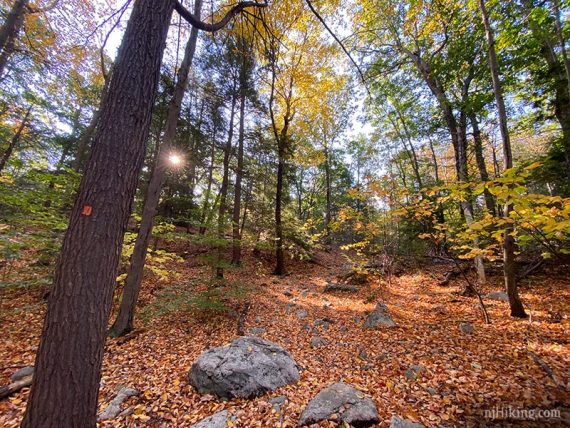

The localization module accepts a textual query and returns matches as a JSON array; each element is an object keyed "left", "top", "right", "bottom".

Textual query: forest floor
[{"left": 1, "top": 247, "right": 569, "bottom": 427}]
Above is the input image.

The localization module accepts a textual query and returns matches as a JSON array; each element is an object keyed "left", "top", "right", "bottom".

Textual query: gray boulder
[
  {"left": 10, "top": 365, "right": 34, "bottom": 382},
  {"left": 363, "top": 303, "right": 396, "bottom": 328},
  {"left": 298, "top": 382, "right": 379, "bottom": 427},
  {"left": 188, "top": 336, "right": 299, "bottom": 399},
  {"left": 485, "top": 291, "right": 509, "bottom": 302},
  {"left": 390, "top": 415, "right": 425, "bottom": 428},
  {"left": 191, "top": 410, "right": 235, "bottom": 428}
]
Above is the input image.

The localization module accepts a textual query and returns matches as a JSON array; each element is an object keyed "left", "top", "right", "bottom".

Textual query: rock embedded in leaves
[
  {"left": 298, "top": 382, "right": 379, "bottom": 427},
  {"left": 296, "top": 309, "right": 308, "bottom": 319},
  {"left": 363, "top": 302, "right": 396, "bottom": 328},
  {"left": 10, "top": 365, "right": 33, "bottom": 383},
  {"left": 98, "top": 387, "right": 139, "bottom": 421},
  {"left": 310, "top": 336, "right": 327, "bottom": 348},
  {"left": 459, "top": 322, "right": 474, "bottom": 334},
  {"left": 485, "top": 291, "right": 509, "bottom": 301},
  {"left": 390, "top": 415, "right": 426, "bottom": 428},
  {"left": 191, "top": 410, "right": 236, "bottom": 428},
  {"left": 188, "top": 336, "right": 299, "bottom": 399}
]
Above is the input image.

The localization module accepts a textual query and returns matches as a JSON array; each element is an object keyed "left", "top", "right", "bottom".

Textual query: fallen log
[{"left": 0, "top": 374, "right": 33, "bottom": 400}]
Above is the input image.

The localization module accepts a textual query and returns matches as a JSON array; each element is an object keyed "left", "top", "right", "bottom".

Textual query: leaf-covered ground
[{"left": 1, "top": 250, "right": 569, "bottom": 427}]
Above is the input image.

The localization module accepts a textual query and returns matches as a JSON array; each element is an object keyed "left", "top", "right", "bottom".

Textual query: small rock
[
  {"left": 322, "top": 301, "right": 332, "bottom": 308},
  {"left": 426, "top": 387, "right": 438, "bottom": 395},
  {"left": 284, "top": 289, "right": 293, "bottom": 297},
  {"left": 459, "top": 322, "right": 474, "bottom": 334},
  {"left": 10, "top": 365, "right": 34, "bottom": 383},
  {"left": 485, "top": 291, "right": 509, "bottom": 302},
  {"left": 432, "top": 305, "right": 446, "bottom": 314},
  {"left": 296, "top": 309, "right": 308, "bottom": 319},
  {"left": 248, "top": 327, "right": 266, "bottom": 335},
  {"left": 324, "top": 283, "right": 359, "bottom": 293},
  {"left": 298, "top": 382, "right": 379, "bottom": 427},
  {"left": 363, "top": 303, "right": 396, "bottom": 328},
  {"left": 358, "top": 348, "right": 370, "bottom": 361},
  {"left": 98, "top": 387, "right": 139, "bottom": 421},
  {"left": 310, "top": 336, "right": 327, "bottom": 348},
  {"left": 269, "top": 395, "right": 286, "bottom": 413},
  {"left": 339, "top": 325, "right": 348, "bottom": 333},
  {"left": 191, "top": 410, "right": 235, "bottom": 428},
  {"left": 255, "top": 316, "right": 262, "bottom": 323},
  {"left": 314, "top": 319, "right": 331, "bottom": 330},
  {"left": 405, "top": 364, "right": 425, "bottom": 381},
  {"left": 390, "top": 415, "right": 425, "bottom": 428},
  {"left": 377, "top": 353, "right": 388, "bottom": 361}
]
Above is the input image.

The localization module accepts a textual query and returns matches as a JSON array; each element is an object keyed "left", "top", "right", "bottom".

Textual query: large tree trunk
[
  {"left": 20, "top": 1, "right": 175, "bottom": 426},
  {"left": 470, "top": 114, "right": 496, "bottom": 215},
  {"left": 480, "top": 0, "right": 527, "bottom": 318},
  {"left": 0, "top": 105, "right": 31, "bottom": 174},
  {"left": 216, "top": 89, "right": 237, "bottom": 278},
  {"left": 0, "top": 0, "right": 28, "bottom": 78},
  {"left": 232, "top": 79, "right": 246, "bottom": 265},
  {"left": 109, "top": 0, "right": 201, "bottom": 338}
]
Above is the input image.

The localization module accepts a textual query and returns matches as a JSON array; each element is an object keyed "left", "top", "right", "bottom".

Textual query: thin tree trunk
[
  {"left": 274, "top": 143, "right": 285, "bottom": 275},
  {"left": 109, "top": 0, "right": 202, "bottom": 337},
  {"left": 552, "top": 0, "right": 570, "bottom": 98},
  {"left": 0, "top": 105, "right": 31, "bottom": 174},
  {"left": 216, "top": 88, "right": 237, "bottom": 278},
  {"left": 470, "top": 114, "right": 496, "bottom": 215},
  {"left": 20, "top": 1, "right": 175, "bottom": 426},
  {"left": 199, "top": 130, "right": 216, "bottom": 235},
  {"left": 324, "top": 142, "right": 332, "bottom": 240},
  {"left": 480, "top": 0, "right": 527, "bottom": 318},
  {"left": 0, "top": 0, "right": 28, "bottom": 78},
  {"left": 232, "top": 80, "right": 246, "bottom": 265}
]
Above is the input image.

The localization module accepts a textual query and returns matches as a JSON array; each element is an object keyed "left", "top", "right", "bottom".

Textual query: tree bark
[
  {"left": 232, "top": 76, "right": 246, "bottom": 265},
  {"left": 324, "top": 142, "right": 332, "bottom": 240},
  {"left": 0, "top": 105, "right": 31, "bottom": 174},
  {"left": 199, "top": 128, "right": 217, "bottom": 235},
  {"left": 109, "top": 0, "right": 202, "bottom": 337},
  {"left": 480, "top": 0, "right": 527, "bottom": 318},
  {"left": 20, "top": 1, "right": 176, "bottom": 426},
  {"left": 470, "top": 114, "right": 496, "bottom": 215},
  {"left": 0, "top": 0, "right": 28, "bottom": 78},
  {"left": 216, "top": 88, "right": 237, "bottom": 278}
]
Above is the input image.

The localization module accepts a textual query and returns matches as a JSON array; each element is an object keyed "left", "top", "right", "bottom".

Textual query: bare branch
[{"left": 175, "top": 0, "right": 267, "bottom": 32}]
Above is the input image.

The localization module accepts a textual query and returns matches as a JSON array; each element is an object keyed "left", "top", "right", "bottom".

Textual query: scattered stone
[
  {"left": 426, "top": 387, "right": 438, "bottom": 395},
  {"left": 363, "top": 303, "right": 396, "bottom": 328},
  {"left": 485, "top": 291, "right": 509, "bottom": 302},
  {"left": 10, "top": 365, "right": 33, "bottom": 383},
  {"left": 188, "top": 336, "right": 299, "bottom": 399},
  {"left": 310, "top": 336, "right": 327, "bottom": 348},
  {"left": 432, "top": 305, "right": 446, "bottom": 314},
  {"left": 377, "top": 353, "right": 388, "bottom": 361},
  {"left": 284, "top": 289, "right": 293, "bottom": 297},
  {"left": 98, "top": 387, "right": 139, "bottom": 421},
  {"left": 339, "top": 325, "right": 348, "bottom": 333},
  {"left": 286, "top": 303, "right": 297, "bottom": 312},
  {"left": 296, "top": 309, "right": 308, "bottom": 319},
  {"left": 405, "top": 364, "right": 425, "bottom": 381},
  {"left": 301, "top": 290, "right": 309, "bottom": 297},
  {"left": 358, "top": 348, "right": 370, "bottom": 361},
  {"left": 324, "top": 283, "right": 359, "bottom": 293},
  {"left": 269, "top": 395, "right": 287, "bottom": 413},
  {"left": 255, "top": 316, "right": 262, "bottom": 323},
  {"left": 471, "top": 362, "right": 482, "bottom": 370},
  {"left": 191, "top": 410, "right": 236, "bottom": 428},
  {"left": 459, "top": 322, "right": 474, "bottom": 334},
  {"left": 298, "top": 382, "right": 379, "bottom": 427},
  {"left": 314, "top": 318, "right": 332, "bottom": 330},
  {"left": 322, "top": 301, "right": 332, "bottom": 308},
  {"left": 248, "top": 327, "right": 266, "bottom": 335},
  {"left": 390, "top": 415, "right": 425, "bottom": 428}
]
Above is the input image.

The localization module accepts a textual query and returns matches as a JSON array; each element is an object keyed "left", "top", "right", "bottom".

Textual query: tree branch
[
  {"left": 304, "top": 0, "right": 368, "bottom": 93},
  {"left": 174, "top": 0, "right": 267, "bottom": 32}
]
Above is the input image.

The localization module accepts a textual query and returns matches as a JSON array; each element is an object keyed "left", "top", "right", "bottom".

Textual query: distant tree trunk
[
  {"left": 470, "top": 114, "right": 496, "bottom": 215},
  {"left": 199, "top": 131, "right": 216, "bottom": 235},
  {"left": 274, "top": 142, "right": 286, "bottom": 275},
  {"left": 0, "top": 105, "right": 31, "bottom": 174},
  {"left": 427, "top": 136, "right": 440, "bottom": 183},
  {"left": 480, "top": 0, "right": 527, "bottom": 318},
  {"left": 240, "top": 178, "right": 253, "bottom": 237},
  {"left": 232, "top": 80, "right": 246, "bottom": 265},
  {"left": 324, "top": 142, "right": 332, "bottom": 240},
  {"left": 0, "top": 0, "right": 28, "bottom": 78},
  {"left": 216, "top": 88, "right": 237, "bottom": 278},
  {"left": 20, "top": 1, "right": 175, "bottom": 426},
  {"left": 109, "top": 0, "right": 201, "bottom": 337}
]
